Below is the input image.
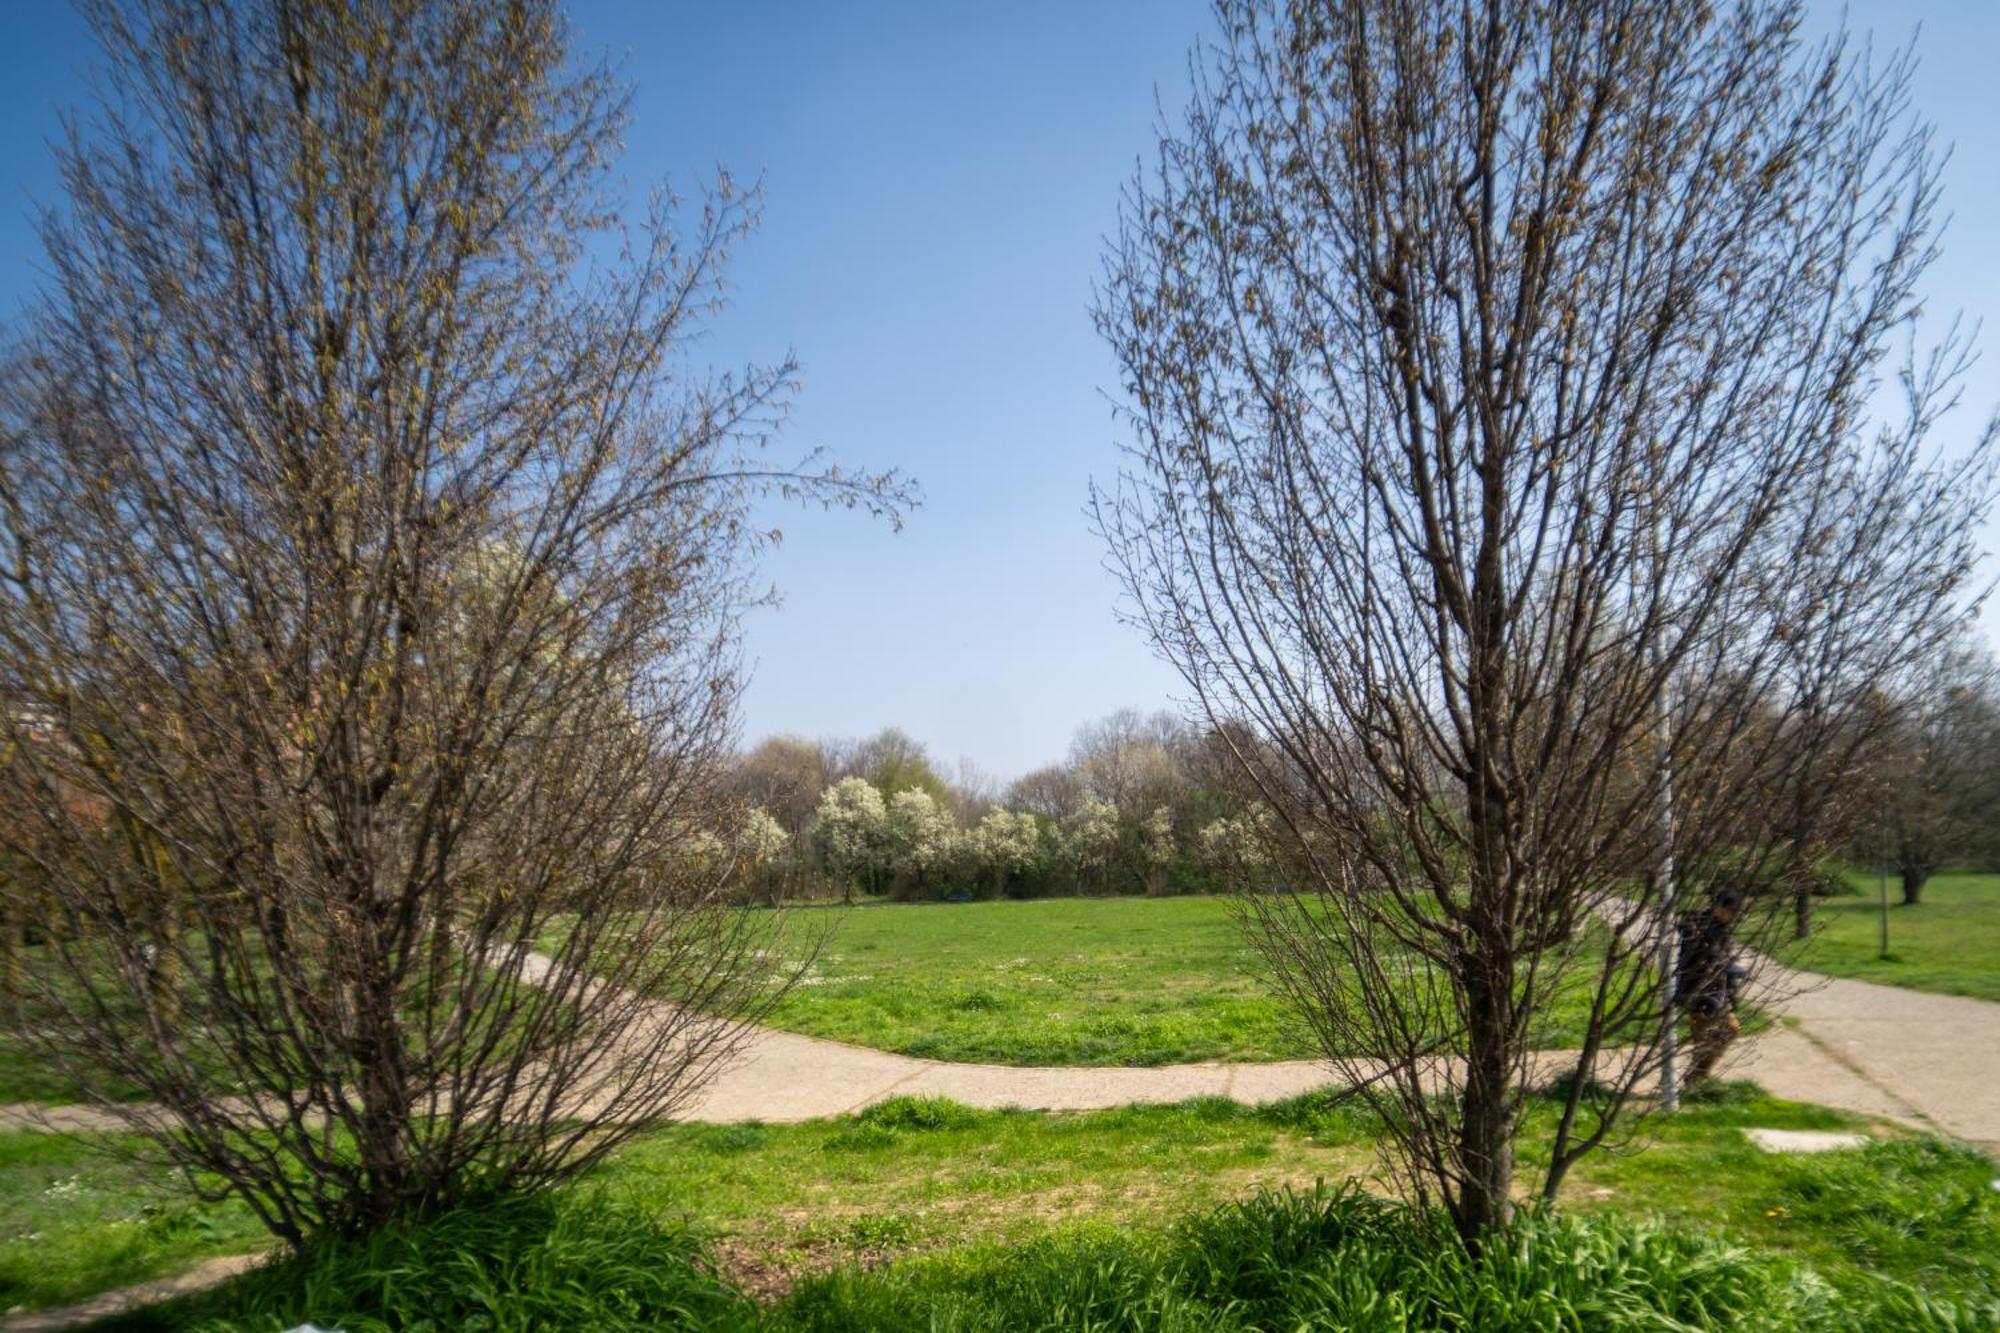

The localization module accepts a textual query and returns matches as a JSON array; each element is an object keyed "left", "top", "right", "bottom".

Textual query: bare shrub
[{"left": 0, "top": 0, "right": 907, "bottom": 1244}]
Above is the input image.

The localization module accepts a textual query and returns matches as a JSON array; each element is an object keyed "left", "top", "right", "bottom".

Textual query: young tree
[
  {"left": 0, "top": 0, "right": 905, "bottom": 1244},
  {"left": 1096, "top": 0, "right": 1990, "bottom": 1242},
  {"left": 736, "top": 807, "right": 794, "bottom": 906}
]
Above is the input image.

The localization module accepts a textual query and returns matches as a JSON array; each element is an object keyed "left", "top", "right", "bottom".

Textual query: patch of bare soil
[{"left": 712, "top": 1236, "right": 902, "bottom": 1303}]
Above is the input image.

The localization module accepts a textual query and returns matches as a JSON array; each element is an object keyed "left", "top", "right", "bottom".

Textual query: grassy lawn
[
  {"left": 10, "top": 1084, "right": 1993, "bottom": 1322},
  {"left": 1790, "top": 871, "right": 2000, "bottom": 1003},
  {"left": 762, "top": 896, "right": 1625, "bottom": 1066},
  {"left": 618, "top": 1085, "right": 1997, "bottom": 1305},
  {"left": 765, "top": 896, "right": 1305, "bottom": 1065},
  {"left": 0, "top": 1131, "right": 269, "bottom": 1315}
]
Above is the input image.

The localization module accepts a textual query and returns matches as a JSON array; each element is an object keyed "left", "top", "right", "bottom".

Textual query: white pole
[
  {"left": 1651, "top": 476, "right": 1678, "bottom": 1112},
  {"left": 1657, "top": 686, "right": 1679, "bottom": 1112}
]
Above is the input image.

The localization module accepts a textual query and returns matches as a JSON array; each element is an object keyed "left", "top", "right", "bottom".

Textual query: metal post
[
  {"left": 1647, "top": 482, "right": 1678, "bottom": 1112},
  {"left": 1878, "top": 841, "right": 1891, "bottom": 960},
  {"left": 1657, "top": 699, "right": 1678, "bottom": 1112}
]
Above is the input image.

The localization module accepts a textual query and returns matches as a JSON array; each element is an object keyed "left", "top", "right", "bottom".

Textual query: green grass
[
  {"left": 95, "top": 1189, "right": 750, "bottom": 1333},
  {"left": 765, "top": 897, "right": 1305, "bottom": 1064},
  {"left": 64, "top": 1088, "right": 2000, "bottom": 1330},
  {"left": 1790, "top": 872, "right": 2000, "bottom": 1002},
  {"left": 12, "top": 1085, "right": 1994, "bottom": 1324},
  {"left": 762, "top": 896, "right": 1621, "bottom": 1065},
  {"left": 0, "top": 1131, "right": 267, "bottom": 1314}
]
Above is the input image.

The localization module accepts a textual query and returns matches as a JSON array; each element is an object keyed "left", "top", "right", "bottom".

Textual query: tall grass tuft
[
  {"left": 771, "top": 1182, "right": 1977, "bottom": 1331},
  {"left": 98, "top": 1189, "right": 756, "bottom": 1333}
]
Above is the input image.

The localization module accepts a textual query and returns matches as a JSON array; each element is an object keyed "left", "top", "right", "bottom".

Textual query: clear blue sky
[{"left": 2, "top": 2, "right": 1994, "bottom": 783}]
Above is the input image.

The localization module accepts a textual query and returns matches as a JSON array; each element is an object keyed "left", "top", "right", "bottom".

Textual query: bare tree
[
  {"left": 0, "top": 0, "right": 906, "bottom": 1244},
  {"left": 1880, "top": 637, "right": 2000, "bottom": 904},
  {"left": 1095, "top": 0, "right": 1991, "bottom": 1243},
  {"left": 1006, "top": 764, "right": 1085, "bottom": 822},
  {"left": 733, "top": 735, "right": 833, "bottom": 847}
]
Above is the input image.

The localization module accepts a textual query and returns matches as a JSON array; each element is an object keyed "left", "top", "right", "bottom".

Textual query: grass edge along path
[{"left": 1783, "top": 871, "right": 2000, "bottom": 1004}]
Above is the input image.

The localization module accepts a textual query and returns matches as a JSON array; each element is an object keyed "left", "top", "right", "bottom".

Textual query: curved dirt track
[{"left": 5, "top": 956, "right": 1995, "bottom": 1156}]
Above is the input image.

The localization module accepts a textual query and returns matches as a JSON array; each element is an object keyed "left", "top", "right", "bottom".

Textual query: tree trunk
[
  {"left": 1792, "top": 882, "right": 1812, "bottom": 941},
  {"left": 1900, "top": 868, "right": 1927, "bottom": 906},
  {"left": 351, "top": 914, "right": 413, "bottom": 1231},
  {"left": 1453, "top": 962, "right": 1517, "bottom": 1245},
  {"left": 0, "top": 902, "right": 16, "bottom": 1024}
]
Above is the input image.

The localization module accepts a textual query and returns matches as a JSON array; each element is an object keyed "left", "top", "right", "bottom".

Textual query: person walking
[{"left": 1676, "top": 886, "right": 1746, "bottom": 1085}]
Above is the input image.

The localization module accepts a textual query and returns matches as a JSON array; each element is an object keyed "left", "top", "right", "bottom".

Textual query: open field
[
  {"left": 1790, "top": 872, "right": 2000, "bottom": 1003},
  {"left": 761, "top": 896, "right": 1628, "bottom": 1066},
  {"left": 762, "top": 896, "right": 1303, "bottom": 1065},
  {"left": 6, "top": 1085, "right": 1993, "bottom": 1326}
]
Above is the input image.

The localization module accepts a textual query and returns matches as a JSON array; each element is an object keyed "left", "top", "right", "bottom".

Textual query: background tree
[
  {"left": 1096, "top": 0, "right": 1991, "bottom": 1242},
  {"left": 1007, "top": 764, "right": 1086, "bottom": 823},
  {"left": 1880, "top": 640, "right": 2000, "bottom": 903},
  {"left": 883, "top": 786, "right": 954, "bottom": 899},
  {"left": 845, "top": 727, "right": 953, "bottom": 807},
  {"left": 972, "top": 808, "right": 1044, "bottom": 898},
  {"left": 735, "top": 736, "right": 832, "bottom": 839},
  {"left": 811, "top": 776, "right": 891, "bottom": 903},
  {"left": 0, "top": 0, "right": 905, "bottom": 1245}
]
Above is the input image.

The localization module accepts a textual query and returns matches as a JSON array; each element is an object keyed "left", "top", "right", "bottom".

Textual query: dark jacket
[{"left": 1675, "top": 910, "right": 1738, "bottom": 1016}]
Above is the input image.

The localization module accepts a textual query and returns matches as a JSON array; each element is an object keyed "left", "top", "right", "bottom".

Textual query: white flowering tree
[
  {"left": 811, "top": 777, "right": 888, "bottom": 903},
  {"left": 736, "top": 808, "right": 793, "bottom": 905},
  {"left": 1140, "top": 806, "right": 1177, "bottom": 897},
  {"left": 1198, "top": 812, "right": 1274, "bottom": 882},
  {"left": 973, "top": 808, "right": 1044, "bottom": 898},
  {"left": 884, "top": 788, "right": 955, "bottom": 898},
  {"left": 1061, "top": 799, "right": 1122, "bottom": 894}
]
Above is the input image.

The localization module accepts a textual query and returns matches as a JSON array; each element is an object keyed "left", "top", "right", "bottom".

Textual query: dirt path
[
  {"left": 634, "top": 966, "right": 2000, "bottom": 1159},
  {"left": 6, "top": 960, "right": 1994, "bottom": 1154},
  {"left": 1732, "top": 959, "right": 2000, "bottom": 1158},
  {"left": 3, "top": 959, "right": 1994, "bottom": 1331},
  {"left": 0, "top": 1254, "right": 266, "bottom": 1331}
]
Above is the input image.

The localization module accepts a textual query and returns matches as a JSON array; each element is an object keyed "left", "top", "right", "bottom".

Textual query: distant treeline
[
  {"left": 716, "top": 629, "right": 2000, "bottom": 908},
  {"left": 716, "top": 711, "right": 1272, "bottom": 902}
]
